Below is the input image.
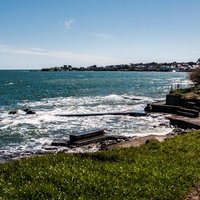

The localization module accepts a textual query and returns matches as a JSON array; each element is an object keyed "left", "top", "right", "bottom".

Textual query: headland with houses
[{"left": 41, "top": 58, "right": 200, "bottom": 72}]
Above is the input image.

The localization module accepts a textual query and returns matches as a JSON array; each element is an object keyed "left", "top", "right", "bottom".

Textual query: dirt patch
[
  {"left": 109, "top": 135, "right": 170, "bottom": 149},
  {"left": 185, "top": 185, "right": 200, "bottom": 200}
]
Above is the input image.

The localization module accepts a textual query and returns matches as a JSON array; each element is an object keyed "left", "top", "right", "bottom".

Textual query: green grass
[
  {"left": 1, "top": 131, "right": 200, "bottom": 200},
  {"left": 170, "top": 85, "right": 200, "bottom": 100}
]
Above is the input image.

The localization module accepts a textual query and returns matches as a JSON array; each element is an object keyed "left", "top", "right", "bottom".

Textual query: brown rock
[{"left": 145, "top": 138, "right": 160, "bottom": 145}]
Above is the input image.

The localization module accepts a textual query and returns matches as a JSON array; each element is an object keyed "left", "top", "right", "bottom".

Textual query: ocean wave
[
  {"left": 5, "top": 82, "right": 14, "bottom": 86},
  {"left": 0, "top": 94, "right": 173, "bottom": 159}
]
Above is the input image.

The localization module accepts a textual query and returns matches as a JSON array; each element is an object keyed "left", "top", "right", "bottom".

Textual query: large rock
[
  {"left": 8, "top": 110, "right": 18, "bottom": 115},
  {"left": 23, "top": 108, "right": 36, "bottom": 114},
  {"left": 144, "top": 104, "right": 152, "bottom": 112}
]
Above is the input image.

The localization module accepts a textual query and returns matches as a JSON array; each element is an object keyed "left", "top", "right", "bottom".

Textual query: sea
[{"left": 0, "top": 70, "right": 190, "bottom": 161}]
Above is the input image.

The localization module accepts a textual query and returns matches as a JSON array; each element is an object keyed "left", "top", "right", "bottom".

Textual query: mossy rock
[{"left": 145, "top": 138, "right": 160, "bottom": 145}]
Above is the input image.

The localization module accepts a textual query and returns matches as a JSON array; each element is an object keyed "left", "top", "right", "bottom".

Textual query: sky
[{"left": 0, "top": 0, "right": 200, "bottom": 69}]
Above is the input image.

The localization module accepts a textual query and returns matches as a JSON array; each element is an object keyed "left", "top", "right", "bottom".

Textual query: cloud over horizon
[{"left": 0, "top": 44, "right": 122, "bottom": 68}]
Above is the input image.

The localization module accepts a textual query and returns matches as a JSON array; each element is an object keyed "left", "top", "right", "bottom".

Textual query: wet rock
[
  {"left": 43, "top": 146, "right": 58, "bottom": 151},
  {"left": 166, "top": 132, "right": 176, "bottom": 137},
  {"left": 144, "top": 104, "right": 152, "bottom": 112},
  {"left": 106, "top": 135, "right": 128, "bottom": 141},
  {"left": 98, "top": 135, "right": 130, "bottom": 150},
  {"left": 159, "top": 122, "right": 168, "bottom": 127},
  {"left": 100, "top": 145, "right": 110, "bottom": 150},
  {"left": 23, "top": 108, "right": 36, "bottom": 114},
  {"left": 116, "top": 139, "right": 125, "bottom": 143},
  {"left": 8, "top": 110, "right": 18, "bottom": 114},
  {"left": 57, "top": 147, "right": 69, "bottom": 152},
  {"left": 88, "top": 144, "right": 96, "bottom": 149},
  {"left": 100, "top": 140, "right": 118, "bottom": 149},
  {"left": 34, "top": 150, "right": 46, "bottom": 155},
  {"left": 26, "top": 110, "right": 36, "bottom": 114},
  {"left": 172, "top": 127, "right": 189, "bottom": 135},
  {"left": 51, "top": 139, "right": 69, "bottom": 146}
]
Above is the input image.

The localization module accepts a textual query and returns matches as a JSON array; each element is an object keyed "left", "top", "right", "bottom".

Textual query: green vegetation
[
  {"left": 170, "top": 85, "right": 200, "bottom": 100},
  {"left": 169, "top": 66, "right": 200, "bottom": 100},
  {"left": 1, "top": 131, "right": 200, "bottom": 199},
  {"left": 189, "top": 66, "right": 200, "bottom": 85}
]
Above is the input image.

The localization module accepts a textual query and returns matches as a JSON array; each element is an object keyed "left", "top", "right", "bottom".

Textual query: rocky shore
[
  {"left": 1, "top": 91, "right": 199, "bottom": 163},
  {"left": 0, "top": 126, "right": 190, "bottom": 163}
]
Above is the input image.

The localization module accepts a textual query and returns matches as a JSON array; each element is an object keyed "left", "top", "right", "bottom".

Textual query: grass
[
  {"left": 1, "top": 131, "right": 200, "bottom": 199},
  {"left": 170, "top": 85, "right": 200, "bottom": 100}
]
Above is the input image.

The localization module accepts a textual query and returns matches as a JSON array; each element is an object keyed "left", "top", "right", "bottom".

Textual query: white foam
[
  {"left": 0, "top": 94, "right": 173, "bottom": 157},
  {"left": 5, "top": 82, "right": 14, "bottom": 86}
]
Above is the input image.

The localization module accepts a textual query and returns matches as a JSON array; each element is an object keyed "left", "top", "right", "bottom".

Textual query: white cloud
[
  {"left": 64, "top": 19, "right": 75, "bottom": 30},
  {"left": 89, "top": 33, "right": 113, "bottom": 39},
  {"left": 0, "top": 44, "right": 121, "bottom": 66}
]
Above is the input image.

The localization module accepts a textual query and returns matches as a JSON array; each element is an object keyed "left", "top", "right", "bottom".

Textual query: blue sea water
[{"left": 0, "top": 71, "right": 190, "bottom": 160}]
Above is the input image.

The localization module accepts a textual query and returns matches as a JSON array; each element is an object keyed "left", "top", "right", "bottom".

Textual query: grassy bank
[
  {"left": 1, "top": 131, "right": 200, "bottom": 199},
  {"left": 170, "top": 85, "right": 200, "bottom": 100}
]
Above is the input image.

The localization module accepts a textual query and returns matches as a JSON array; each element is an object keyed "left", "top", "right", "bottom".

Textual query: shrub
[{"left": 189, "top": 67, "right": 200, "bottom": 84}]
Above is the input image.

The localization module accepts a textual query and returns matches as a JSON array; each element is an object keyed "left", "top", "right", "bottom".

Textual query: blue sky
[{"left": 0, "top": 0, "right": 200, "bottom": 69}]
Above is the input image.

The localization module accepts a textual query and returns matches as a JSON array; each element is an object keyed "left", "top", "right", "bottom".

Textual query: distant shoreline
[
  {"left": 40, "top": 69, "right": 188, "bottom": 72},
  {"left": 41, "top": 60, "right": 200, "bottom": 72}
]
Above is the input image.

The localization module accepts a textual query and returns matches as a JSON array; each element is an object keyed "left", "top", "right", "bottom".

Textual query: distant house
[{"left": 160, "top": 65, "right": 171, "bottom": 71}]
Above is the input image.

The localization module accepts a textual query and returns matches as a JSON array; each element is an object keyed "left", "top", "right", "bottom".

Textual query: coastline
[
  {"left": 1, "top": 100, "right": 197, "bottom": 163},
  {"left": 0, "top": 71, "right": 190, "bottom": 163},
  {"left": 0, "top": 125, "right": 184, "bottom": 163}
]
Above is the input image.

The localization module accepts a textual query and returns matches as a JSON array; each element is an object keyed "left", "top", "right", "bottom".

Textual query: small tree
[{"left": 189, "top": 67, "right": 200, "bottom": 85}]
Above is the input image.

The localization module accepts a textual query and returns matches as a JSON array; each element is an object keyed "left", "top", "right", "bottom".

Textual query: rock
[
  {"left": 116, "top": 139, "right": 125, "bottom": 143},
  {"left": 26, "top": 110, "right": 36, "bottom": 114},
  {"left": 88, "top": 144, "right": 96, "bottom": 149},
  {"left": 172, "top": 128, "right": 186, "bottom": 134},
  {"left": 159, "top": 122, "right": 167, "bottom": 127},
  {"left": 106, "top": 135, "right": 128, "bottom": 141},
  {"left": 23, "top": 108, "right": 29, "bottom": 112},
  {"left": 51, "top": 139, "right": 69, "bottom": 146},
  {"left": 23, "top": 108, "right": 36, "bottom": 114},
  {"left": 43, "top": 146, "right": 58, "bottom": 151},
  {"left": 8, "top": 110, "right": 18, "bottom": 114},
  {"left": 100, "top": 145, "right": 110, "bottom": 150},
  {"left": 144, "top": 104, "right": 152, "bottom": 112},
  {"left": 145, "top": 138, "right": 160, "bottom": 145}
]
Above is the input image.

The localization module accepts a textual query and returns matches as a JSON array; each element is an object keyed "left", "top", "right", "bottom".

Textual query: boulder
[
  {"left": 144, "top": 104, "right": 152, "bottom": 112},
  {"left": 8, "top": 110, "right": 18, "bottom": 115},
  {"left": 23, "top": 108, "right": 36, "bottom": 114},
  {"left": 145, "top": 138, "right": 160, "bottom": 145}
]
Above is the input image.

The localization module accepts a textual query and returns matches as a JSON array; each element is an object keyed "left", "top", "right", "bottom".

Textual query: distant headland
[{"left": 41, "top": 58, "right": 200, "bottom": 72}]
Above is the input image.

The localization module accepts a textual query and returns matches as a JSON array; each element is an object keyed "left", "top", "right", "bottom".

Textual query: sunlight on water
[{"left": 0, "top": 71, "right": 189, "bottom": 159}]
